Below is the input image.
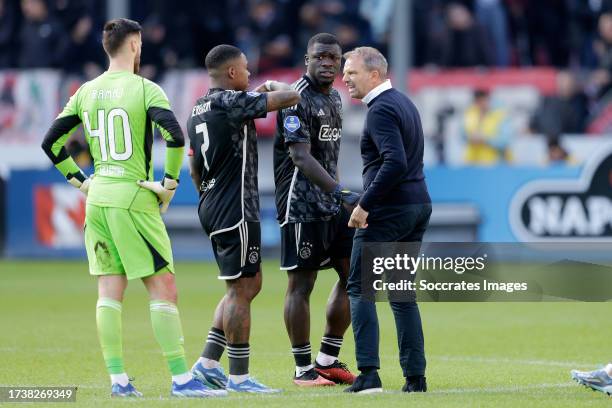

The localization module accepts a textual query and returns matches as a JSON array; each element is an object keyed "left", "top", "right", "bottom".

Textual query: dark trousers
[{"left": 347, "top": 203, "right": 431, "bottom": 377}]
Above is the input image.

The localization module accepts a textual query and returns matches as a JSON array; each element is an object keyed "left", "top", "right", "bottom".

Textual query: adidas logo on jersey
[{"left": 317, "top": 108, "right": 326, "bottom": 117}]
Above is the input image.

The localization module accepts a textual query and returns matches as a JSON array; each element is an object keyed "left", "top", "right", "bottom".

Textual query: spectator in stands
[
  {"left": 506, "top": 0, "right": 532, "bottom": 65},
  {"left": 295, "top": 1, "right": 372, "bottom": 64},
  {"left": 507, "top": 0, "right": 572, "bottom": 67},
  {"left": 294, "top": 2, "right": 327, "bottom": 62},
  {"left": 359, "top": 0, "right": 393, "bottom": 46},
  {"left": 18, "top": 0, "right": 69, "bottom": 68},
  {"left": 568, "top": 0, "right": 612, "bottom": 68},
  {"left": 248, "top": 0, "right": 294, "bottom": 72},
  {"left": 529, "top": 71, "right": 588, "bottom": 135},
  {"left": 462, "top": 89, "right": 512, "bottom": 164},
  {"left": 189, "top": 0, "right": 241, "bottom": 68},
  {"left": 546, "top": 136, "right": 574, "bottom": 166},
  {"left": 54, "top": 0, "right": 104, "bottom": 76},
  {"left": 474, "top": 0, "right": 509, "bottom": 66},
  {"left": 589, "top": 12, "right": 612, "bottom": 99},
  {"left": 584, "top": 12, "right": 612, "bottom": 134},
  {"left": 139, "top": 15, "right": 176, "bottom": 81},
  {"left": 427, "top": 2, "right": 493, "bottom": 68},
  {"left": 0, "top": 0, "right": 19, "bottom": 68}
]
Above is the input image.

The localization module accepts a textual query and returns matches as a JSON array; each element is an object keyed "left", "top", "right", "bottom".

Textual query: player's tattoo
[{"left": 223, "top": 292, "right": 251, "bottom": 343}]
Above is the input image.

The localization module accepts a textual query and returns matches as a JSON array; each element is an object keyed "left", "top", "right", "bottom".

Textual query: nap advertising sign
[{"left": 510, "top": 143, "right": 612, "bottom": 241}]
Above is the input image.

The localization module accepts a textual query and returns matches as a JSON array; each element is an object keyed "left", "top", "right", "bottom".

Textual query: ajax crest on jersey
[{"left": 284, "top": 116, "right": 301, "bottom": 133}]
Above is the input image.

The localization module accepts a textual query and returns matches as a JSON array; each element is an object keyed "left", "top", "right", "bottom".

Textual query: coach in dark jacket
[{"left": 342, "top": 46, "right": 431, "bottom": 394}]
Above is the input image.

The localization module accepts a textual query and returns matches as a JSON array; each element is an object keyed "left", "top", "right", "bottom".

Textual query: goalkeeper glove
[
  {"left": 333, "top": 184, "right": 360, "bottom": 206},
  {"left": 137, "top": 175, "right": 179, "bottom": 214},
  {"left": 66, "top": 170, "right": 91, "bottom": 195}
]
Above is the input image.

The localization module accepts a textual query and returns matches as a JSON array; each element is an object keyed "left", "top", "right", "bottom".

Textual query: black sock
[
  {"left": 291, "top": 343, "right": 312, "bottom": 367},
  {"left": 201, "top": 327, "right": 226, "bottom": 361},
  {"left": 320, "top": 334, "right": 342, "bottom": 359},
  {"left": 227, "top": 343, "right": 249, "bottom": 375},
  {"left": 361, "top": 366, "right": 377, "bottom": 374}
]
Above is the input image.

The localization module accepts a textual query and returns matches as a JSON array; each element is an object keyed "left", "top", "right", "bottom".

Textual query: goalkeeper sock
[
  {"left": 149, "top": 300, "right": 188, "bottom": 376},
  {"left": 172, "top": 372, "right": 192, "bottom": 385},
  {"left": 96, "top": 298, "right": 125, "bottom": 376},
  {"left": 110, "top": 373, "right": 129, "bottom": 387}
]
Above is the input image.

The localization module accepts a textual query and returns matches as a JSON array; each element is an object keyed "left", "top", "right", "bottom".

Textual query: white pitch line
[
  {"left": 0, "top": 347, "right": 75, "bottom": 353},
  {"left": 1, "top": 347, "right": 598, "bottom": 368},
  {"left": 0, "top": 347, "right": 598, "bottom": 368},
  {"left": 428, "top": 382, "right": 574, "bottom": 395},
  {"left": 0, "top": 347, "right": 161, "bottom": 354},
  {"left": 9, "top": 383, "right": 575, "bottom": 398},
  {"left": 434, "top": 355, "right": 599, "bottom": 368}
]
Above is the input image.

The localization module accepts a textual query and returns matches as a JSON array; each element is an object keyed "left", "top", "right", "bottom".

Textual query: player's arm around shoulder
[{"left": 253, "top": 80, "right": 301, "bottom": 112}]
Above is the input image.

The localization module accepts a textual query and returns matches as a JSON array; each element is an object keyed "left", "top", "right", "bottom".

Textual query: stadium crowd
[
  {"left": 3, "top": 0, "right": 612, "bottom": 73},
  {"left": 3, "top": 0, "right": 612, "bottom": 164}
]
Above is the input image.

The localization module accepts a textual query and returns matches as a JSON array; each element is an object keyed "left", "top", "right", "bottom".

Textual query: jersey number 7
[{"left": 195, "top": 122, "right": 210, "bottom": 171}]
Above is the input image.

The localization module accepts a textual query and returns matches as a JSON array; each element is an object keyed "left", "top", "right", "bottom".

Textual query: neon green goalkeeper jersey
[{"left": 42, "top": 70, "right": 185, "bottom": 213}]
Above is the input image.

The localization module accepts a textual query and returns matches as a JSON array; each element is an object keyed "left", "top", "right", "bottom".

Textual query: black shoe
[
  {"left": 402, "top": 375, "right": 427, "bottom": 392},
  {"left": 343, "top": 371, "right": 383, "bottom": 393}
]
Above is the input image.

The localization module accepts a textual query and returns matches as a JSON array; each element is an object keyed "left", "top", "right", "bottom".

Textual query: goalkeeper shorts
[{"left": 84, "top": 204, "right": 174, "bottom": 279}]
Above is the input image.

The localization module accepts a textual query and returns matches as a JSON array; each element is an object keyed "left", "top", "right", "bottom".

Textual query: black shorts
[
  {"left": 209, "top": 222, "right": 261, "bottom": 280},
  {"left": 280, "top": 208, "right": 354, "bottom": 271}
]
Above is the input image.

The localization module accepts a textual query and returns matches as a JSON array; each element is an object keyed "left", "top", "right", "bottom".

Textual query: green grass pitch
[{"left": 0, "top": 259, "right": 611, "bottom": 407}]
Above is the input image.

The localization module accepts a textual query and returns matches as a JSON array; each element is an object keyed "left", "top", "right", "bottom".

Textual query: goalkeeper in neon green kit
[{"left": 41, "top": 18, "right": 224, "bottom": 399}]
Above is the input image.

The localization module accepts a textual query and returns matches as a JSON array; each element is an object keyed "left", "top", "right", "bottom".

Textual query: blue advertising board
[{"left": 8, "top": 155, "right": 611, "bottom": 258}]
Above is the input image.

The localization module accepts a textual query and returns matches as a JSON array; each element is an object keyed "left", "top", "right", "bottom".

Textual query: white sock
[
  {"left": 296, "top": 364, "right": 314, "bottom": 377},
  {"left": 605, "top": 364, "right": 612, "bottom": 376},
  {"left": 315, "top": 351, "right": 337, "bottom": 367},
  {"left": 172, "top": 372, "right": 192, "bottom": 385},
  {"left": 230, "top": 374, "right": 249, "bottom": 384},
  {"left": 110, "top": 373, "right": 129, "bottom": 387},
  {"left": 198, "top": 357, "right": 221, "bottom": 369}
]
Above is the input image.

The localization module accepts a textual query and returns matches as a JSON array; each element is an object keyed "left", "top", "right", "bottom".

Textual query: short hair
[
  {"left": 307, "top": 33, "right": 341, "bottom": 52},
  {"left": 474, "top": 88, "right": 489, "bottom": 99},
  {"left": 343, "top": 46, "right": 388, "bottom": 77},
  {"left": 102, "top": 18, "right": 141, "bottom": 57},
  {"left": 205, "top": 45, "right": 243, "bottom": 71}
]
